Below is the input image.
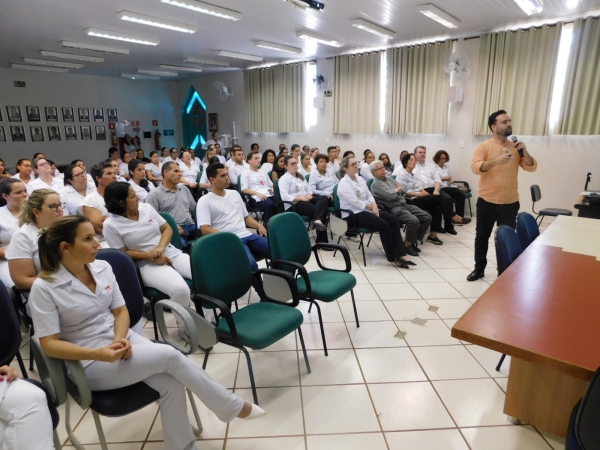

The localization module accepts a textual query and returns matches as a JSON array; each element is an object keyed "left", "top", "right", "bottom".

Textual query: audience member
[
  {"left": 26, "top": 158, "right": 63, "bottom": 195},
  {"left": 308, "top": 154, "right": 338, "bottom": 202},
  {"left": 159, "top": 147, "right": 170, "bottom": 163},
  {"left": 379, "top": 153, "right": 394, "bottom": 176},
  {"left": 178, "top": 150, "right": 200, "bottom": 195},
  {"left": 189, "top": 149, "right": 202, "bottom": 166},
  {"left": 168, "top": 147, "right": 179, "bottom": 162},
  {"left": 278, "top": 147, "right": 289, "bottom": 157},
  {"left": 47, "top": 160, "right": 63, "bottom": 180},
  {"left": 70, "top": 159, "right": 96, "bottom": 189},
  {"left": 60, "top": 164, "right": 96, "bottom": 215},
  {"left": 0, "top": 158, "right": 10, "bottom": 180},
  {"left": 199, "top": 156, "right": 220, "bottom": 191},
  {"left": 360, "top": 151, "right": 376, "bottom": 181},
  {"left": 270, "top": 154, "right": 287, "bottom": 182},
  {"left": 108, "top": 147, "right": 122, "bottom": 164},
  {"left": 123, "top": 134, "right": 137, "bottom": 153},
  {"left": 213, "top": 143, "right": 226, "bottom": 163},
  {"left": 291, "top": 144, "right": 301, "bottom": 161},
  {"left": 241, "top": 153, "right": 277, "bottom": 225},
  {"left": 80, "top": 161, "right": 116, "bottom": 243},
  {"left": 203, "top": 131, "right": 225, "bottom": 153},
  {"left": 260, "top": 150, "right": 276, "bottom": 172},
  {"left": 11, "top": 159, "right": 33, "bottom": 185},
  {"left": 250, "top": 143, "right": 261, "bottom": 156},
  {"left": 135, "top": 149, "right": 151, "bottom": 164},
  {"left": 128, "top": 159, "right": 155, "bottom": 202},
  {"left": 298, "top": 152, "right": 313, "bottom": 177},
  {"left": 432, "top": 150, "right": 470, "bottom": 223},
  {"left": 227, "top": 147, "right": 249, "bottom": 188},
  {"left": 343, "top": 151, "right": 355, "bottom": 159},
  {"left": 327, "top": 146, "right": 341, "bottom": 175},
  {"left": 0, "top": 179, "right": 28, "bottom": 288},
  {"left": 145, "top": 151, "right": 163, "bottom": 184},
  {"left": 395, "top": 150, "right": 409, "bottom": 169},
  {"left": 105, "top": 158, "right": 127, "bottom": 183},
  {"left": 309, "top": 148, "right": 320, "bottom": 168}
]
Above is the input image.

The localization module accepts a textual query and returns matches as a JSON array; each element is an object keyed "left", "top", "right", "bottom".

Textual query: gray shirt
[
  {"left": 371, "top": 176, "right": 407, "bottom": 209},
  {"left": 145, "top": 184, "right": 196, "bottom": 227}
]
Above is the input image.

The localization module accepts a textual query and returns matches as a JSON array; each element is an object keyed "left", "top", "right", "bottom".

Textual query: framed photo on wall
[
  {"left": 107, "top": 108, "right": 118, "bottom": 122},
  {"left": 78, "top": 108, "right": 90, "bottom": 122},
  {"left": 45, "top": 107, "right": 58, "bottom": 122},
  {"left": 62, "top": 107, "right": 74, "bottom": 122},
  {"left": 26, "top": 106, "right": 40, "bottom": 122},
  {"left": 0, "top": 127, "right": 6, "bottom": 142},
  {"left": 81, "top": 126, "right": 92, "bottom": 140},
  {"left": 30, "top": 126, "right": 44, "bottom": 142},
  {"left": 95, "top": 126, "right": 106, "bottom": 140},
  {"left": 93, "top": 108, "right": 104, "bottom": 122},
  {"left": 65, "top": 126, "right": 77, "bottom": 140},
  {"left": 10, "top": 126, "right": 25, "bottom": 142},
  {"left": 48, "top": 125, "right": 61, "bottom": 141},
  {"left": 208, "top": 113, "right": 218, "bottom": 132},
  {"left": 7, "top": 106, "right": 22, "bottom": 122}
]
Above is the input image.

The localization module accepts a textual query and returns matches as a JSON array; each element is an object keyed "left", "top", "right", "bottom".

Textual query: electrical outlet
[{"left": 459, "top": 140, "right": 465, "bottom": 148}]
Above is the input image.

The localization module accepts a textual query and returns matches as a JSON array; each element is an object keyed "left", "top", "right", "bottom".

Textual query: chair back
[
  {"left": 273, "top": 179, "right": 282, "bottom": 203},
  {"left": 190, "top": 232, "right": 253, "bottom": 306},
  {"left": 333, "top": 185, "right": 341, "bottom": 210},
  {"left": 0, "top": 280, "right": 22, "bottom": 366},
  {"left": 237, "top": 175, "right": 243, "bottom": 196},
  {"left": 494, "top": 225, "right": 523, "bottom": 275},
  {"left": 268, "top": 212, "right": 312, "bottom": 266},
  {"left": 575, "top": 366, "right": 600, "bottom": 449},
  {"left": 367, "top": 178, "right": 374, "bottom": 191},
  {"left": 96, "top": 249, "right": 144, "bottom": 328},
  {"left": 516, "top": 212, "right": 539, "bottom": 249},
  {"left": 531, "top": 185, "right": 542, "bottom": 203},
  {"left": 159, "top": 211, "right": 183, "bottom": 250},
  {"left": 305, "top": 173, "right": 310, "bottom": 183}
]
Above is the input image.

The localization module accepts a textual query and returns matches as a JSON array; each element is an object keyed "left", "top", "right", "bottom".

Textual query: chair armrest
[
  {"left": 192, "top": 294, "right": 238, "bottom": 341},
  {"left": 334, "top": 208, "right": 359, "bottom": 229},
  {"left": 311, "top": 243, "right": 352, "bottom": 273},
  {"left": 253, "top": 268, "right": 300, "bottom": 307},
  {"left": 275, "top": 200, "right": 295, "bottom": 214},
  {"left": 154, "top": 300, "right": 200, "bottom": 355},
  {"left": 270, "top": 259, "right": 312, "bottom": 296},
  {"left": 30, "top": 337, "right": 68, "bottom": 407},
  {"left": 64, "top": 359, "right": 93, "bottom": 409},
  {"left": 453, "top": 180, "right": 471, "bottom": 192}
]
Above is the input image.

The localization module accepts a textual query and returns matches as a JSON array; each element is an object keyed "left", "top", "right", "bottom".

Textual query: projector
[{"left": 285, "top": 0, "right": 325, "bottom": 11}]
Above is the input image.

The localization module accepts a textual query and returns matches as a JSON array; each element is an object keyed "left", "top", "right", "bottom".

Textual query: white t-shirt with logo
[
  {"left": 196, "top": 190, "right": 251, "bottom": 238},
  {"left": 240, "top": 169, "right": 273, "bottom": 201}
]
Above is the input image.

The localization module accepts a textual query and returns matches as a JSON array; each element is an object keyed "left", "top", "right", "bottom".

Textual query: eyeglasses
[
  {"left": 349, "top": 162, "right": 359, "bottom": 167},
  {"left": 37, "top": 161, "right": 51, "bottom": 167},
  {"left": 73, "top": 171, "right": 87, "bottom": 179},
  {"left": 46, "top": 203, "right": 65, "bottom": 211},
  {"left": 288, "top": 162, "right": 298, "bottom": 166}
]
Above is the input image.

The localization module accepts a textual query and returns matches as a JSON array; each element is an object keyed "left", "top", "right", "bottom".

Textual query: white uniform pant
[
  {"left": 84, "top": 333, "right": 244, "bottom": 450},
  {"left": 0, "top": 379, "right": 53, "bottom": 450},
  {"left": 139, "top": 253, "right": 192, "bottom": 332}
]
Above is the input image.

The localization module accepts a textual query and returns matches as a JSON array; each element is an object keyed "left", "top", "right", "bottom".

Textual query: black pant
[
  {"left": 474, "top": 198, "right": 520, "bottom": 272},
  {"left": 293, "top": 195, "right": 329, "bottom": 243},
  {"left": 409, "top": 195, "right": 444, "bottom": 233},
  {"left": 251, "top": 197, "right": 278, "bottom": 225},
  {"left": 441, "top": 187, "right": 466, "bottom": 217},
  {"left": 424, "top": 188, "right": 455, "bottom": 231},
  {"left": 350, "top": 211, "right": 405, "bottom": 261}
]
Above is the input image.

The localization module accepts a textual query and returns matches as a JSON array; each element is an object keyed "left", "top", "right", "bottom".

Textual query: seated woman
[
  {"left": 123, "top": 133, "right": 137, "bottom": 153},
  {"left": 279, "top": 156, "right": 328, "bottom": 243},
  {"left": 298, "top": 152, "right": 313, "bottom": 177},
  {"left": 241, "top": 152, "right": 277, "bottom": 225},
  {"left": 7, "top": 189, "right": 64, "bottom": 292},
  {"left": 308, "top": 154, "right": 338, "bottom": 204},
  {"left": 30, "top": 216, "right": 264, "bottom": 450},
  {"left": 309, "top": 148, "right": 319, "bottom": 168},
  {"left": 60, "top": 164, "right": 96, "bottom": 215},
  {"left": 26, "top": 158, "right": 63, "bottom": 195},
  {"left": 128, "top": 159, "right": 155, "bottom": 202},
  {"left": 118, "top": 152, "right": 132, "bottom": 181},
  {"left": 135, "top": 149, "right": 151, "bottom": 164},
  {"left": 189, "top": 149, "right": 202, "bottom": 166},
  {"left": 433, "top": 150, "right": 470, "bottom": 225},
  {"left": 177, "top": 150, "right": 199, "bottom": 195},
  {"left": 11, "top": 159, "right": 33, "bottom": 186},
  {"left": 270, "top": 154, "right": 286, "bottom": 182},
  {"left": 0, "top": 158, "right": 12, "bottom": 180},
  {"left": 337, "top": 157, "right": 415, "bottom": 268},
  {"left": 168, "top": 147, "right": 179, "bottom": 163},
  {"left": 145, "top": 151, "right": 163, "bottom": 185},
  {"left": 158, "top": 147, "right": 170, "bottom": 163},
  {"left": 360, "top": 151, "right": 376, "bottom": 182},
  {"left": 260, "top": 149, "right": 276, "bottom": 173},
  {"left": 379, "top": 153, "right": 394, "bottom": 177},
  {"left": 0, "top": 179, "right": 28, "bottom": 288},
  {"left": 103, "top": 182, "right": 189, "bottom": 339}
]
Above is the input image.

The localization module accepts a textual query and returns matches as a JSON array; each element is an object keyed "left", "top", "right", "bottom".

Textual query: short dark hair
[
  {"left": 161, "top": 161, "right": 178, "bottom": 178},
  {"left": 206, "top": 162, "right": 225, "bottom": 181},
  {"left": 488, "top": 109, "right": 507, "bottom": 131},
  {"left": 343, "top": 150, "right": 355, "bottom": 158},
  {"left": 327, "top": 146, "right": 337, "bottom": 153},
  {"left": 208, "top": 156, "right": 220, "bottom": 164},
  {"left": 291, "top": 144, "right": 300, "bottom": 151},
  {"left": 314, "top": 154, "right": 328, "bottom": 165},
  {"left": 414, "top": 145, "right": 426, "bottom": 153},
  {"left": 0, "top": 178, "right": 23, "bottom": 207},
  {"left": 70, "top": 159, "right": 84, "bottom": 165},
  {"left": 104, "top": 181, "right": 131, "bottom": 215},
  {"left": 149, "top": 150, "right": 158, "bottom": 157},
  {"left": 231, "top": 147, "right": 243, "bottom": 156},
  {"left": 32, "top": 152, "right": 45, "bottom": 160},
  {"left": 63, "top": 164, "right": 79, "bottom": 186},
  {"left": 15, "top": 159, "right": 31, "bottom": 173},
  {"left": 108, "top": 147, "right": 119, "bottom": 156},
  {"left": 248, "top": 151, "right": 260, "bottom": 160},
  {"left": 401, "top": 152, "right": 415, "bottom": 168},
  {"left": 251, "top": 143, "right": 259, "bottom": 150},
  {"left": 433, "top": 150, "right": 450, "bottom": 164},
  {"left": 90, "top": 161, "right": 113, "bottom": 187}
]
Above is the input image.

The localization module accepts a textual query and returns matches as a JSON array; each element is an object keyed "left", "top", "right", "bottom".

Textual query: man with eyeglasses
[{"left": 79, "top": 161, "right": 117, "bottom": 245}]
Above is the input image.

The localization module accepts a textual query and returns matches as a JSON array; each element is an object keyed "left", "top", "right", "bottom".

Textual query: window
[{"left": 548, "top": 22, "right": 574, "bottom": 133}]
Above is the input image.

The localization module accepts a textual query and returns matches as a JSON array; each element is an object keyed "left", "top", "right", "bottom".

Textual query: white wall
[
  {"left": 179, "top": 38, "right": 600, "bottom": 214},
  {"left": 0, "top": 68, "right": 181, "bottom": 169}
]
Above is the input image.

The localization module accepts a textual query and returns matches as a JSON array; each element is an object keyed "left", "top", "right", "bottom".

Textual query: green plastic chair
[
  {"left": 332, "top": 185, "right": 376, "bottom": 267},
  {"left": 268, "top": 213, "right": 358, "bottom": 356},
  {"left": 454, "top": 180, "right": 473, "bottom": 217},
  {"left": 190, "top": 232, "right": 310, "bottom": 404},
  {"left": 366, "top": 178, "right": 374, "bottom": 191},
  {"left": 305, "top": 173, "right": 310, "bottom": 183},
  {"left": 272, "top": 179, "right": 311, "bottom": 228}
]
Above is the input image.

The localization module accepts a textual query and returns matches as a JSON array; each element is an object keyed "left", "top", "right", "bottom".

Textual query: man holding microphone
[{"left": 467, "top": 110, "right": 537, "bottom": 281}]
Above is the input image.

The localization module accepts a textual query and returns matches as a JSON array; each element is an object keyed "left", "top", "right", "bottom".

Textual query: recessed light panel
[
  {"left": 160, "top": 0, "right": 242, "bottom": 21},
  {"left": 297, "top": 30, "right": 344, "bottom": 47},
  {"left": 12, "top": 64, "right": 69, "bottom": 73},
  {"left": 40, "top": 51, "right": 104, "bottom": 62},
  {"left": 184, "top": 57, "right": 230, "bottom": 67},
  {"left": 416, "top": 4, "right": 460, "bottom": 29},
  {"left": 86, "top": 28, "right": 159, "bottom": 46},
  {"left": 118, "top": 11, "right": 198, "bottom": 33},
  {"left": 23, "top": 58, "right": 83, "bottom": 68},
  {"left": 254, "top": 41, "right": 302, "bottom": 54},
  {"left": 61, "top": 41, "right": 130, "bottom": 55},
  {"left": 215, "top": 50, "right": 263, "bottom": 61},
  {"left": 350, "top": 19, "right": 396, "bottom": 39}
]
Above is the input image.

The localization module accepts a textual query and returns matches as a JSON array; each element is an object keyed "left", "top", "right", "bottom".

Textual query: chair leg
[
  {"left": 151, "top": 301, "right": 159, "bottom": 340},
  {"left": 308, "top": 302, "right": 313, "bottom": 313},
  {"left": 202, "top": 347, "right": 211, "bottom": 369},
  {"left": 186, "top": 388, "right": 204, "bottom": 437},
  {"left": 496, "top": 354, "right": 506, "bottom": 372},
  {"left": 92, "top": 411, "right": 109, "bottom": 450},
  {"left": 467, "top": 198, "right": 472, "bottom": 217},
  {"left": 536, "top": 215, "right": 543, "bottom": 226},
  {"left": 360, "top": 234, "right": 367, "bottom": 267},
  {"left": 65, "top": 399, "right": 85, "bottom": 450},
  {"left": 29, "top": 339, "right": 34, "bottom": 371},
  {"left": 16, "top": 350, "right": 28, "bottom": 378},
  {"left": 350, "top": 289, "right": 359, "bottom": 328},
  {"left": 240, "top": 347, "right": 259, "bottom": 405},
  {"left": 310, "top": 300, "right": 328, "bottom": 356},
  {"left": 297, "top": 327, "right": 311, "bottom": 374},
  {"left": 366, "top": 233, "right": 373, "bottom": 248},
  {"left": 333, "top": 236, "right": 342, "bottom": 258},
  {"left": 53, "top": 430, "right": 62, "bottom": 450}
]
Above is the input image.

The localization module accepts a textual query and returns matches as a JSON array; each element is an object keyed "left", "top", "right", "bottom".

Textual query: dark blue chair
[
  {"left": 566, "top": 366, "right": 600, "bottom": 450},
  {"left": 516, "top": 212, "right": 540, "bottom": 250}
]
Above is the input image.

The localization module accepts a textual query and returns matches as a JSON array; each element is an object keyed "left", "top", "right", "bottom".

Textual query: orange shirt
[{"left": 471, "top": 138, "right": 537, "bottom": 205}]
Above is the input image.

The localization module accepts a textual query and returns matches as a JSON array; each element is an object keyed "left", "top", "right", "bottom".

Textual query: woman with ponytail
[{"left": 128, "top": 159, "right": 155, "bottom": 202}]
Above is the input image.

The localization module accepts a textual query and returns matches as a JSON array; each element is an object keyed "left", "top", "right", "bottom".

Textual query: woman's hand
[
  {"left": 154, "top": 255, "right": 173, "bottom": 266},
  {"left": 113, "top": 338, "right": 132, "bottom": 361},
  {"left": 371, "top": 204, "right": 380, "bottom": 216},
  {"left": 304, "top": 194, "right": 313, "bottom": 201},
  {"left": 92, "top": 343, "right": 128, "bottom": 363},
  {"left": 148, "top": 248, "right": 163, "bottom": 260},
  {"left": 0, "top": 365, "right": 18, "bottom": 382}
]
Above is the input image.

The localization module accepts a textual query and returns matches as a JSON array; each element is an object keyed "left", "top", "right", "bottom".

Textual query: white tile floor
[{"left": 13, "top": 219, "right": 568, "bottom": 449}]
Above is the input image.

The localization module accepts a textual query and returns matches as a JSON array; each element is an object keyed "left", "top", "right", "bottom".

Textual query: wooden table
[{"left": 452, "top": 216, "right": 600, "bottom": 437}]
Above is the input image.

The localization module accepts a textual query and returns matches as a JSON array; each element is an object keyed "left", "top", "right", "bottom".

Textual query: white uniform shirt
[
  {"left": 6, "top": 222, "right": 42, "bottom": 273},
  {"left": 145, "top": 162, "right": 163, "bottom": 180},
  {"left": 0, "top": 206, "right": 20, "bottom": 247},
  {"left": 10, "top": 173, "right": 31, "bottom": 185},
  {"left": 396, "top": 170, "right": 422, "bottom": 194},
  {"left": 193, "top": 157, "right": 202, "bottom": 166},
  {"left": 196, "top": 191, "right": 251, "bottom": 238},
  {"left": 261, "top": 162, "right": 273, "bottom": 173},
  {"left": 60, "top": 184, "right": 96, "bottom": 216},
  {"left": 360, "top": 162, "right": 374, "bottom": 182},
  {"left": 104, "top": 203, "right": 181, "bottom": 268},
  {"left": 199, "top": 169, "right": 211, "bottom": 192},
  {"left": 79, "top": 191, "right": 108, "bottom": 241},
  {"left": 124, "top": 143, "right": 137, "bottom": 153},
  {"left": 178, "top": 161, "right": 200, "bottom": 184},
  {"left": 26, "top": 177, "right": 63, "bottom": 195},
  {"left": 203, "top": 139, "right": 226, "bottom": 153},
  {"left": 225, "top": 159, "right": 235, "bottom": 168},
  {"left": 435, "top": 163, "right": 452, "bottom": 187},
  {"left": 392, "top": 165, "right": 406, "bottom": 178},
  {"left": 240, "top": 169, "right": 273, "bottom": 202},
  {"left": 228, "top": 162, "right": 249, "bottom": 186},
  {"left": 118, "top": 162, "right": 129, "bottom": 178},
  {"left": 298, "top": 166, "right": 312, "bottom": 177},
  {"left": 326, "top": 161, "right": 340, "bottom": 177},
  {"left": 278, "top": 172, "right": 311, "bottom": 211},
  {"left": 128, "top": 179, "right": 155, "bottom": 202},
  {"left": 309, "top": 170, "right": 338, "bottom": 197},
  {"left": 413, "top": 161, "right": 441, "bottom": 189},
  {"left": 337, "top": 174, "right": 374, "bottom": 218}
]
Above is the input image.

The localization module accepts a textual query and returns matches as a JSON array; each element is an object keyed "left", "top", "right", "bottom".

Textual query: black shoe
[
  {"left": 312, "top": 221, "right": 327, "bottom": 232},
  {"left": 426, "top": 235, "right": 443, "bottom": 245},
  {"left": 412, "top": 243, "right": 421, "bottom": 253},
  {"left": 404, "top": 245, "right": 418, "bottom": 257},
  {"left": 452, "top": 217, "right": 471, "bottom": 225},
  {"left": 393, "top": 259, "right": 410, "bottom": 269},
  {"left": 467, "top": 269, "right": 485, "bottom": 282},
  {"left": 445, "top": 228, "right": 458, "bottom": 235},
  {"left": 398, "top": 258, "right": 417, "bottom": 266}
]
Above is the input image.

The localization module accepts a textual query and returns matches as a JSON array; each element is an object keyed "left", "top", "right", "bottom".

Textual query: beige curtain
[
  {"left": 555, "top": 17, "right": 600, "bottom": 135},
  {"left": 244, "top": 62, "right": 306, "bottom": 133},
  {"left": 386, "top": 40, "right": 452, "bottom": 134},
  {"left": 472, "top": 24, "right": 562, "bottom": 135},
  {"left": 333, "top": 52, "right": 382, "bottom": 134}
]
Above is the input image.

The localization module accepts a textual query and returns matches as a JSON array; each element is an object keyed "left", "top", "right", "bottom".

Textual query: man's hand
[
  {"left": 495, "top": 153, "right": 512, "bottom": 166},
  {"left": 177, "top": 225, "right": 185, "bottom": 236},
  {"left": 433, "top": 188, "right": 440, "bottom": 195},
  {"left": 257, "top": 223, "right": 268, "bottom": 237},
  {"left": 0, "top": 365, "right": 18, "bottom": 382},
  {"left": 419, "top": 189, "right": 429, "bottom": 197},
  {"left": 257, "top": 193, "right": 267, "bottom": 201}
]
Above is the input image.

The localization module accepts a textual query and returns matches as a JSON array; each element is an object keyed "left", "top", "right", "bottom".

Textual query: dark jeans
[
  {"left": 409, "top": 195, "right": 444, "bottom": 233},
  {"left": 251, "top": 197, "right": 277, "bottom": 225},
  {"left": 474, "top": 198, "right": 520, "bottom": 272},
  {"left": 441, "top": 187, "right": 466, "bottom": 217},
  {"left": 240, "top": 233, "right": 271, "bottom": 272},
  {"left": 180, "top": 222, "right": 200, "bottom": 247},
  {"left": 424, "top": 188, "right": 455, "bottom": 231},
  {"left": 350, "top": 211, "right": 405, "bottom": 261},
  {"left": 293, "top": 195, "right": 329, "bottom": 243}
]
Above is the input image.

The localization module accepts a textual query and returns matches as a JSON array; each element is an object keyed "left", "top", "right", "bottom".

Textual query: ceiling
[{"left": 1, "top": 0, "right": 599, "bottom": 79}]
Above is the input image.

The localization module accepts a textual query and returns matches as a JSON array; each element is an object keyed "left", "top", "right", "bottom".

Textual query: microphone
[{"left": 511, "top": 135, "right": 524, "bottom": 157}]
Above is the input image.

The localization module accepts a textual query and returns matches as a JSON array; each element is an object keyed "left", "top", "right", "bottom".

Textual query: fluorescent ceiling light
[
  {"left": 138, "top": 69, "right": 178, "bottom": 76},
  {"left": 121, "top": 73, "right": 160, "bottom": 80},
  {"left": 160, "top": 0, "right": 242, "bottom": 21},
  {"left": 61, "top": 41, "right": 129, "bottom": 55},
  {"left": 40, "top": 51, "right": 104, "bottom": 62},
  {"left": 12, "top": 64, "right": 69, "bottom": 73},
  {"left": 282, "top": 0, "right": 308, "bottom": 10},
  {"left": 118, "top": 11, "right": 197, "bottom": 33},
  {"left": 183, "top": 57, "right": 230, "bottom": 67},
  {"left": 417, "top": 4, "right": 460, "bottom": 29},
  {"left": 86, "top": 28, "right": 159, "bottom": 46},
  {"left": 254, "top": 40, "right": 302, "bottom": 54},
  {"left": 160, "top": 64, "right": 203, "bottom": 72},
  {"left": 350, "top": 19, "right": 396, "bottom": 39},
  {"left": 215, "top": 50, "right": 263, "bottom": 61},
  {"left": 512, "top": 0, "right": 544, "bottom": 15},
  {"left": 297, "top": 30, "right": 344, "bottom": 47},
  {"left": 22, "top": 58, "right": 83, "bottom": 68}
]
